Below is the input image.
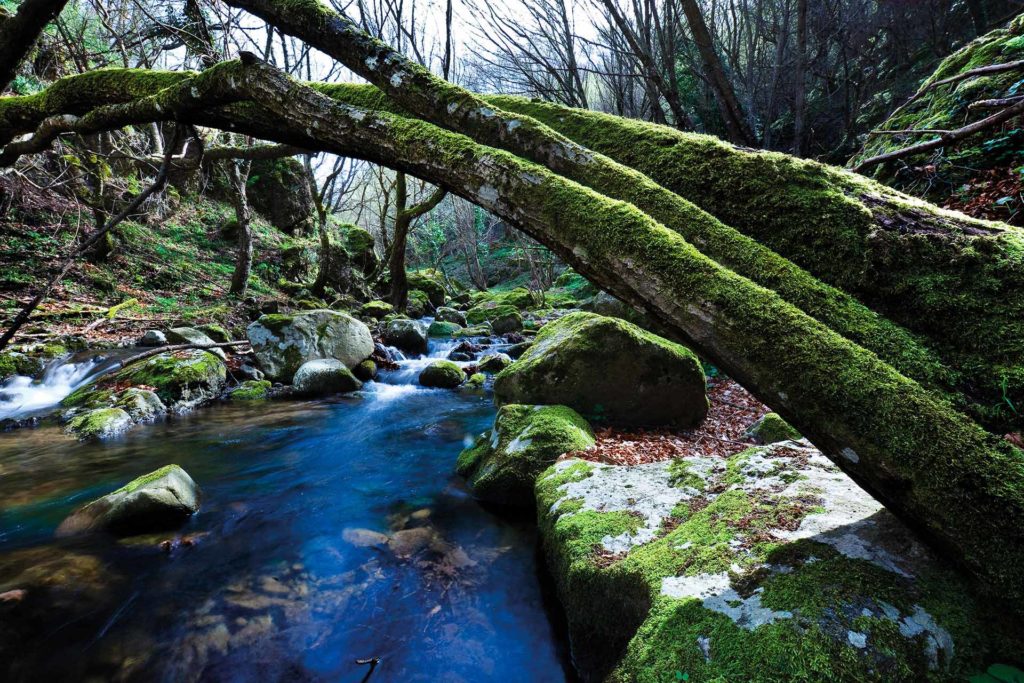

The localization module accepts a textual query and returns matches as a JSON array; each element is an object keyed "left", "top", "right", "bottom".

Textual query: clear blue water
[{"left": 0, "top": 341, "right": 574, "bottom": 681}]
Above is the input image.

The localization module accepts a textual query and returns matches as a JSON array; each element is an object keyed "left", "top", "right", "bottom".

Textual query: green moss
[
  {"left": 418, "top": 360, "right": 464, "bottom": 388},
  {"left": 66, "top": 407, "right": 131, "bottom": 440},
  {"left": 668, "top": 459, "right": 705, "bottom": 491},
  {"left": 360, "top": 300, "right": 394, "bottom": 319},
  {"left": 427, "top": 320, "right": 461, "bottom": 337},
  {"left": 749, "top": 412, "right": 802, "bottom": 444},
  {"left": 0, "top": 351, "right": 41, "bottom": 380},
  {"left": 230, "top": 380, "right": 272, "bottom": 400},
  {"left": 110, "top": 464, "right": 184, "bottom": 496},
  {"left": 117, "top": 350, "right": 226, "bottom": 403},
  {"left": 465, "top": 302, "right": 520, "bottom": 326},
  {"left": 406, "top": 289, "right": 431, "bottom": 317}
]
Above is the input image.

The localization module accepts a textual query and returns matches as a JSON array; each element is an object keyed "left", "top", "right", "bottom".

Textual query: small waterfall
[{"left": 0, "top": 349, "right": 136, "bottom": 421}]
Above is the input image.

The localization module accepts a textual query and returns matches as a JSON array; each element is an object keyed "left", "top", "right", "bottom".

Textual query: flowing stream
[{"left": 0, "top": 338, "right": 575, "bottom": 681}]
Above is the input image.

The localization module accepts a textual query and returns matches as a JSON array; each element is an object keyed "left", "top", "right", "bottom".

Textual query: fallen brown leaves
[
  {"left": 943, "top": 166, "right": 1022, "bottom": 225},
  {"left": 568, "top": 378, "right": 767, "bottom": 466}
]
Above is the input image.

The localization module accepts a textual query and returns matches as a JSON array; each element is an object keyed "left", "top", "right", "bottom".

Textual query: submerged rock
[
  {"left": 458, "top": 404, "right": 594, "bottom": 506},
  {"left": 383, "top": 318, "right": 429, "bottom": 355},
  {"left": 292, "top": 359, "right": 362, "bottom": 397},
  {"left": 418, "top": 360, "right": 465, "bottom": 389},
  {"left": 494, "top": 312, "right": 708, "bottom": 428},
  {"left": 745, "top": 412, "right": 802, "bottom": 444},
  {"left": 57, "top": 465, "right": 200, "bottom": 537},
  {"left": 535, "top": 442, "right": 1023, "bottom": 681},
  {"left": 247, "top": 310, "right": 373, "bottom": 382}
]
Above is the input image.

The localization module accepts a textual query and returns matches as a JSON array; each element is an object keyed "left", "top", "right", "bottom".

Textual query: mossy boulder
[
  {"left": 229, "top": 380, "right": 272, "bottom": 401},
  {"left": 383, "top": 318, "right": 429, "bottom": 355},
  {"left": 494, "top": 312, "right": 708, "bottom": 428},
  {"left": 458, "top": 404, "right": 594, "bottom": 506},
  {"left": 353, "top": 359, "right": 377, "bottom": 381},
  {"left": 478, "top": 352, "right": 512, "bottom": 373},
  {"left": 292, "top": 359, "right": 362, "bottom": 397},
  {"left": 407, "top": 269, "right": 448, "bottom": 307},
  {"left": 427, "top": 320, "right": 462, "bottom": 337},
  {"left": 166, "top": 326, "right": 226, "bottom": 359},
  {"left": 536, "top": 442, "right": 1024, "bottom": 682},
  {"left": 0, "top": 351, "right": 42, "bottom": 382},
  {"left": 247, "top": 310, "right": 373, "bottom": 382},
  {"left": 418, "top": 360, "right": 464, "bottom": 389},
  {"left": 435, "top": 306, "right": 467, "bottom": 326},
  {"left": 115, "top": 350, "right": 227, "bottom": 409},
  {"left": 342, "top": 224, "right": 378, "bottom": 274},
  {"left": 246, "top": 157, "right": 315, "bottom": 234},
  {"left": 360, "top": 300, "right": 394, "bottom": 320},
  {"left": 746, "top": 412, "right": 802, "bottom": 444},
  {"left": 406, "top": 289, "right": 431, "bottom": 318},
  {"left": 56, "top": 465, "right": 200, "bottom": 537},
  {"left": 466, "top": 302, "right": 520, "bottom": 326},
  {"left": 114, "top": 388, "right": 165, "bottom": 420},
  {"left": 456, "top": 324, "right": 493, "bottom": 338},
  {"left": 196, "top": 324, "right": 232, "bottom": 344},
  {"left": 65, "top": 407, "right": 133, "bottom": 441},
  {"left": 470, "top": 287, "right": 535, "bottom": 310}
]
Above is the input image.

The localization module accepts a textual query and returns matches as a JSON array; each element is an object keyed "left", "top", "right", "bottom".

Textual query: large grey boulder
[
  {"left": 292, "top": 359, "right": 362, "bottom": 397},
  {"left": 383, "top": 319, "right": 429, "bottom": 355},
  {"left": 435, "top": 306, "right": 467, "bottom": 326},
  {"left": 166, "top": 327, "right": 226, "bottom": 360},
  {"left": 56, "top": 465, "right": 200, "bottom": 537},
  {"left": 494, "top": 312, "right": 707, "bottom": 428},
  {"left": 247, "top": 310, "right": 373, "bottom": 382},
  {"left": 536, "top": 442, "right": 1024, "bottom": 681}
]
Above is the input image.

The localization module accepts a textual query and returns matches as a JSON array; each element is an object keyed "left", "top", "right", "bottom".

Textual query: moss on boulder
[
  {"left": 427, "top": 320, "right": 462, "bottom": 337},
  {"left": 247, "top": 309, "right": 373, "bottom": 382},
  {"left": 418, "top": 360, "right": 464, "bottom": 388},
  {"left": 0, "top": 351, "right": 42, "bottom": 382},
  {"left": 435, "top": 306, "right": 467, "bottom": 326},
  {"left": 458, "top": 404, "right": 595, "bottom": 506},
  {"left": 406, "top": 289, "right": 431, "bottom": 318},
  {"left": 353, "top": 359, "right": 377, "bottom": 381},
  {"left": 230, "top": 379, "right": 272, "bottom": 400},
  {"left": 116, "top": 349, "right": 227, "bottom": 409},
  {"left": 65, "top": 407, "right": 133, "bottom": 441},
  {"left": 407, "top": 269, "right": 448, "bottom": 307},
  {"left": 536, "top": 442, "right": 1024, "bottom": 682},
  {"left": 746, "top": 412, "right": 802, "bottom": 444},
  {"left": 360, "top": 300, "right": 394, "bottom": 320},
  {"left": 478, "top": 352, "right": 512, "bottom": 373},
  {"left": 56, "top": 464, "right": 200, "bottom": 537},
  {"left": 495, "top": 312, "right": 708, "bottom": 428}
]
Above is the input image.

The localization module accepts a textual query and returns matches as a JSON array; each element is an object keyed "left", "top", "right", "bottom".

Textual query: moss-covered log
[
  {"left": 220, "top": 0, "right": 1023, "bottom": 430},
  {"left": 3, "top": 58, "right": 1024, "bottom": 608}
]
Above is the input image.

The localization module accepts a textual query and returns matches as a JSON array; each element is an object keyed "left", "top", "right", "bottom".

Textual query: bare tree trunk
[
  {"left": 792, "top": 0, "right": 808, "bottom": 156},
  {"left": 227, "top": 158, "right": 254, "bottom": 295},
  {"left": 679, "top": 0, "right": 756, "bottom": 145},
  {"left": 0, "top": 0, "right": 70, "bottom": 91}
]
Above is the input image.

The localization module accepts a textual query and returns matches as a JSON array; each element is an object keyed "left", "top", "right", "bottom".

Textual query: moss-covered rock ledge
[{"left": 536, "top": 442, "right": 1024, "bottom": 682}]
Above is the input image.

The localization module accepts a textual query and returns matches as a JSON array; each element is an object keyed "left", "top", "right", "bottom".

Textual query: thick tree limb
[
  {"left": 0, "top": 0, "right": 70, "bottom": 91},
  {"left": 2, "top": 56, "right": 1024, "bottom": 605}
]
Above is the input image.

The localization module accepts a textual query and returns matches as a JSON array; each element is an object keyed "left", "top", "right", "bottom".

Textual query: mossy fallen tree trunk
[
  {"left": 221, "top": 0, "right": 1024, "bottom": 430},
  {"left": 3, "top": 58, "right": 1024, "bottom": 609}
]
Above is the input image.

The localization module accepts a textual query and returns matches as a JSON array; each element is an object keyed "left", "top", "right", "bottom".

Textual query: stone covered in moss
[
  {"left": 246, "top": 156, "right": 315, "bottom": 234},
  {"left": 0, "top": 351, "right": 41, "bottom": 382},
  {"left": 427, "top": 320, "right": 462, "bottom": 337},
  {"left": 470, "top": 287, "right": 536, "bottom": 310},
  {"left": 406, "top": 289, "right": 431, "bottom": 318},
  {"left": 478, "top": 352, "right": 512, "bottom": 373},
  {"left": 418, "top": 360, "right": 464, "bottom": 389},
  {"left": 65, "top": 407, "right": 133, "bottom": 440},
  {"left": 196, "top": 324, "right": 232, "bottom": 344},
  {"left": 247, "top": 309, "right": 373, "bottom": 382},
  {"left": 360, "top": 300, "right": 394, "bottom": 320},
  {"left": 465, "top": 302, "right": 520, "bottom": 327},
  {"left": 292, "top": 359, "right": 362, "bottom": 397},
  {"left": 116, "top": 349, "right": 227, "bottom": 409},
  {"left": 114, "top": 388, "right": 165, "bottom": 420},
  {"left": 535, "top": 442, "right": 1023, "bottom": 681},
  {"left": 407, "top": 269, "right": 448, "bottom": 307},
  {"left": 56, "top": 464, "right": 200, "bottom": 537},
  {"left": 746, "top": 412, "right": 802, "bottom": 444},
  {"left": 230, "top": 380, "right": 272, "bottom": 401},
  {"left": 458, "top": 404, "right": 595, "bottom": 506},
  {"left": 435, "top": 306, "right": 467, "bottom": 326},
  {"left": 353, "top": 359, "right": 377, "bottom": 381},
  {"left": 495, "top": 312, "right": 707, "bottom": 428},
  {"left": 456, "top": 324, "right": 493, "bottom": 338}
]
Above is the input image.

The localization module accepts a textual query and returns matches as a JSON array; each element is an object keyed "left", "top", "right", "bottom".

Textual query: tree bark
[
  {"left": 0, "top": 0, "right": 69, "bottom": 91},
  {"left": 4, "top": 59, "right": 1024, "bottom": 607},
  {"left": 791, "top": 0, "right": 808, "bottom": 156},
  {"left": 387, "top": 173, "right": 446, "bottom": 310},
  {"left": 226, "top": 158, "right": 254, "bottom": 295}
]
